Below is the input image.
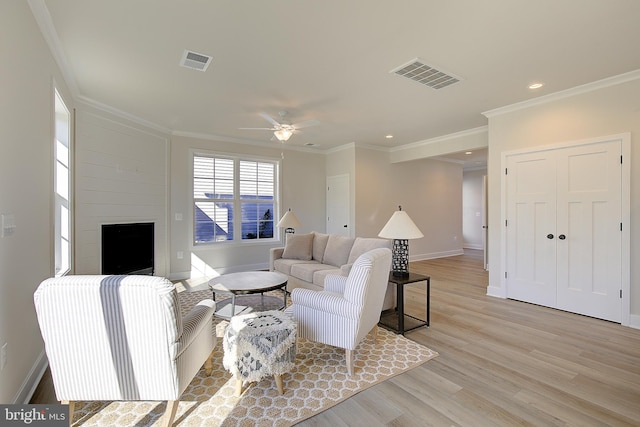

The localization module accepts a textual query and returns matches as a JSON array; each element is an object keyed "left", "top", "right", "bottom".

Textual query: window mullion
[{"left": 233, "top": 158, "right": 241, "bottom": 242}]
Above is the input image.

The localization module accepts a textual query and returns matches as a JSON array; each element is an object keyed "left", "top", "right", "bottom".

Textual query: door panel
[
  {"left": 555, "top": 141, "right": 621, "bottom": 322},
  {"left": 326, "top": 175, "right": 350, "bottom": 236},
  {"left": 506, "top": 153, "right": 557, "bottom": 306}
]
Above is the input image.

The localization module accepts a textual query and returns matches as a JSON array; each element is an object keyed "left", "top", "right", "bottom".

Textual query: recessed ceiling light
[
  {"left": 385, "top": 135, "right": 394, "bottom": 139},
  {"left": 465, "top": 151, "right": 472, "bottom": 155},
  {"left": 528, "top": 82, "right": 544, "bottom": 89}
]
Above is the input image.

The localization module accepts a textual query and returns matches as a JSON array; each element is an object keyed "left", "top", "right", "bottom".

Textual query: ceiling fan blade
[
  {"left": 238, "top": 127, "right": 276, "bottom": 131},
  {"left": 259, "top": 113, "right": 281, "bottom": 127},
  {"left": 292, "top": 119, "right": 320, "bottom": 129}
]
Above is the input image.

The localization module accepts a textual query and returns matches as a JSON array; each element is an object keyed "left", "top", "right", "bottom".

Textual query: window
[
  {"left": 54, "top": 89, "right": 72, "bottom": 276},
  {"left": 193, "top": 154, "right": 278, "bottom": 244}
]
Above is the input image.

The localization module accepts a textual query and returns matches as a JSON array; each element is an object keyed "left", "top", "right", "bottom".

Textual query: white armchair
[
  {"left": 34, "top": 275, "right": 217, "bottom": 427},
  {"left": 288, "top": 247, "right": 392, "bottom": 375}
]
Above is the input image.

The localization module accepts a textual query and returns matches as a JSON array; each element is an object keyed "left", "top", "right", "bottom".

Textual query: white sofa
[{"left": 270, "top": 232, "right": 395, "bottom": 309}]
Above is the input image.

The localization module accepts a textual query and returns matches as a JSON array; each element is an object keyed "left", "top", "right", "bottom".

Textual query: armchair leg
[
  {"left": 345, "top": 349, "right": 354, "bottom": 376},
  {"left": 161, "top": 400, "right": 179, "bottom": 427},
  {"left": 62, "top": 401, "right": 74, "bottom": 426},
  {"left": 370, "top": 325, "right": 378, "bottom": 344}
]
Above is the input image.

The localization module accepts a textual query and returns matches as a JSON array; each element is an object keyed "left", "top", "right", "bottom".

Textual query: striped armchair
[
  {"left": 34, "top": 275, "right": 217, "bottom": 427},
  {"left": 288, "top": 248, "right": 392, "bottom": 375}
]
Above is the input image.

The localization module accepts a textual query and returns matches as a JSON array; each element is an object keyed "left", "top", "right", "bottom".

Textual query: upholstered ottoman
[{"left": 222, "top": 310, "right": 297, "bottom": 396}]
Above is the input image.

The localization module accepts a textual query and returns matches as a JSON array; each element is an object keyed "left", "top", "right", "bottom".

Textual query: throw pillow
[
  {"left": 347, "top": 238, "right": 392, "bottom": 264},
  {"left": 323, "top": 235, "right": 355, "bottom": 267},
  {"left": 312, "top": 232, "right": 330, "bottom": 262},
  {"left": 282, "top": 233, "right": 314, "bottom": 260}
]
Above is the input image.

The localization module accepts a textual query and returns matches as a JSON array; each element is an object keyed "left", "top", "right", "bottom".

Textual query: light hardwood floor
[{"left": 31, "top": 250, "right": 640, "bottom": 426}]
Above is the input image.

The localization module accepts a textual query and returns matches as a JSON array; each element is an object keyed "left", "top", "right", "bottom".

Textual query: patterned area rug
[{"left": 70, "top": 290, "right": 438, "bottom": 426}]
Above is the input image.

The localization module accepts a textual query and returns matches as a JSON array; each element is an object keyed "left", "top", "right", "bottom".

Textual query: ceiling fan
[{"left": 239, "top": 111, "right": 320, "bottom": 142}]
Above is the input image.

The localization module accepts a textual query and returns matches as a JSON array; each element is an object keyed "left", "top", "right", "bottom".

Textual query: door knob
[
  {"left": 547, "top": 234, "right": 554, "bottom": 239},
  {"left": 558, "top": 234, "right": 566, "bottom": 240}
]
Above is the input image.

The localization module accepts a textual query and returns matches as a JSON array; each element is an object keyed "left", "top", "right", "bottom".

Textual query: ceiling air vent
[
  {"left": 180, "top": 50, "right": 212, "bottom": 72},
  {"left": 390, "top": 58, "right": 461, "bottom": 89}
]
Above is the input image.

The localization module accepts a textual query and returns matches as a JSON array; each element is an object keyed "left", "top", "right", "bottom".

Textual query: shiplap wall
[{"left": 75, "top": 109, "right": 169, "bottom": 276}]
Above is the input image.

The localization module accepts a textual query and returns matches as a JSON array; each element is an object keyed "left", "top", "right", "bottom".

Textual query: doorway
[{"left": 326, "top": 174, "right": 350, "bottom": 236}]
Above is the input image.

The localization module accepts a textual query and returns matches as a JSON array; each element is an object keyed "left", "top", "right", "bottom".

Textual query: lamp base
[{"left": 391, "top": 239, "right": 410, "bottom": 275}]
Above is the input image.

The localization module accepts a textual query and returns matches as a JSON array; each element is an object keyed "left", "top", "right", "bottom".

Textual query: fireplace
[{"left": 101, "top": 222, "right": 155, "bottom": 275}]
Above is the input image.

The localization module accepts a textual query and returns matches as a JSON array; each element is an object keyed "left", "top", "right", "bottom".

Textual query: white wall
[
  {"left": 389, "top": 158, "right": 464, "bottom": 260},
  {"left": 354, "top": 147, "right": 464, "bottom": 260},
  {"left": 74, "top": 107, "right": 170, "bottom": 276},
  {"left": 354, "top": 147, "right": 392, "bottom": 238},
  {"left": 169, "top": 135, "right": 326, "bottom": 279},
  {"left": 463, "top": 169, "right": 486, "bottom": 249},
  {"left": 0, "top": 1, "right": 73, "bottom": 403},
  {"left": 485, "top": 75, "right": 640, "bottom": 325}
]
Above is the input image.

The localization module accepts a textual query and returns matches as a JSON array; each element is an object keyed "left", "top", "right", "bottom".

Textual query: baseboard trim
[
  {"left": 16, "top": 350, "right": 49, "bottom": 404},
  {"left": 463, "top": 243, "right": 483, "bottom": 250},
  {"left": 487, "top": 285, "right": 506, "bottom": 299},
  {"left": 628, "top": 314, "right": 640, "bottom": 330},
  {"left": 411, "top": 249, "right": 464, "bottom": 262}
]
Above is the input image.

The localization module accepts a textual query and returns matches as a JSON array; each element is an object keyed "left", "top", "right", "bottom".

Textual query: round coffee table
[{"left": 208, "top": 271, "right": 288, "bottom": 318}]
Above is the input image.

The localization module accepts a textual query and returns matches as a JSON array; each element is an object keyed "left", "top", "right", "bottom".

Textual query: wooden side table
[{"left": 378, "top": 272, "right": 430, "bottom": 335}]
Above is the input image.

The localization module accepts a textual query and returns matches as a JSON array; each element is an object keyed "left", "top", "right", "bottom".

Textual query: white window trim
[
  {"left": 190, "top": 149, "right": 282, "bottom": 247},
  {"left": 53, "top": 86, "right": 73, "bottom": 276}
]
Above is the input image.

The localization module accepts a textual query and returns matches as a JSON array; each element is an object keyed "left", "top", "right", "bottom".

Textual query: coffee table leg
[{"left": 231, "top": 294, "right": 237, "bottom": 316}]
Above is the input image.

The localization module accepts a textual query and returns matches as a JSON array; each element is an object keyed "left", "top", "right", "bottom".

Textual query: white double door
[{"left": 505, "top": 138, "right": 622, "bottom": 322}]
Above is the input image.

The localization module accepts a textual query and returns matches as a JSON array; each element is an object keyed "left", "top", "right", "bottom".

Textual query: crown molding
[
  {"left": 324, "top": 142, "right": 356, "bottom": 155},
  {"left": 77, "top": 95, "right": 171, "bottom": 134},
  {"left": 173, "top": 131, "right": 323, "bottom": 154},
  {"left": 28, "top": 0, "right": 79, "bottom": 97},
  {"left": 355, "top": 142, "right": 392, "bottom": 152},
  {"left": 390, "top": 126, "right": 488, "bottom": 153},
  {"left": 483, "top": 69, "right": 640, "bottom": 118}
]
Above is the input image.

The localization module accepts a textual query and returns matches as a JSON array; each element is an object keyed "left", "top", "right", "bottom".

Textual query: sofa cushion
[
  {"left": 290, "top": 263, "right": 336, "bottom": 284},
  {"left": 322, "top": 235, "right": 355, "bottom": 267},
  {"left": 273, "top": 258, "right": 318, "bottom": 275},
  {"left": 313, "top": 268, "right": 341, "bottom": 287},
  {"left": 312, "top": 232, "right": 330, "bottom": 262},
  {"left": 347, "top": 238, "right": 392, "bottom": 264},
  {"left": 282, "top": 233, "right": 313, "bottom": 260}
]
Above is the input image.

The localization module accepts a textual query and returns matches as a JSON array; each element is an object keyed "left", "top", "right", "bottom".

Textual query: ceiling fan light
[{"left": 274, "top": 129, "right": 292, "bottom": 141}]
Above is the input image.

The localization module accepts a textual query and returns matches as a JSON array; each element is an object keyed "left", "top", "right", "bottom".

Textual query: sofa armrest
[
  {"left": 340, "top": 263, "right": 353, "bottom": 276},
  {"left": 269, "top": 247, "right": 285, "bottom": 271}
]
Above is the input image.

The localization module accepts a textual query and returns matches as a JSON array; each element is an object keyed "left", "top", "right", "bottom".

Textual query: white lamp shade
[
  {"left": 378, "top": 209, "right": 423, "bottom": 239},
  {"left": 277, "top": 209, "right": 302, "bottom": 229}
]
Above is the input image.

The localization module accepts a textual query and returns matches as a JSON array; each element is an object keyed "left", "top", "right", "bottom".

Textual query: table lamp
[
  {"left": 276, "top": 208, "right": 302, "bottom": 236},
  {"left": 378, "top": 205, "right": 424, "bottom": 277}
]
